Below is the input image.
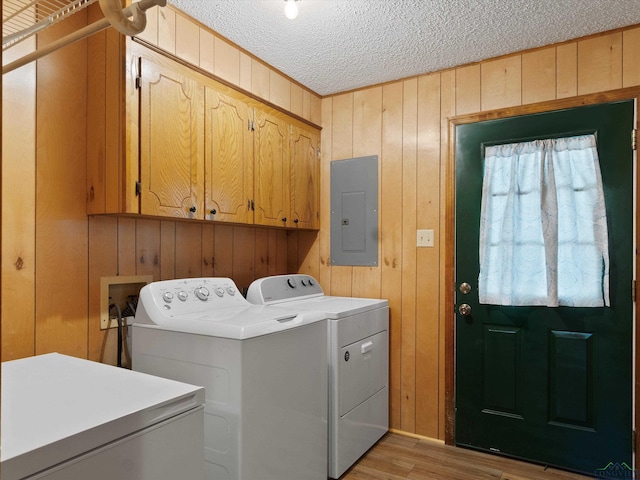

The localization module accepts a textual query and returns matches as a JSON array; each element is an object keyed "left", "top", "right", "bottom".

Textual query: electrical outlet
[{"left": 417, "top": 229, "right": 434, "bottom": 248}]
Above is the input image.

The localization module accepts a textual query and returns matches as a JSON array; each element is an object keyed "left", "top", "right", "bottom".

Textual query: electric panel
[{"left": 330, "top": 156, "right": 378, "bottom": 266}]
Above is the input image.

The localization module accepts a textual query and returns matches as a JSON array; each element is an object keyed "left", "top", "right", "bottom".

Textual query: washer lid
[
  {"left": 137, "top": 304, "right": 327, "bottom": 339},
  {"left": 1, "top": 353, "right": 204, "bottom": 480}
]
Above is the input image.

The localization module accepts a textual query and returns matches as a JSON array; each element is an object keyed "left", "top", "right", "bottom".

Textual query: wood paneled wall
[
  {"left": 288, "top": 26, "right": 640, "bottom": 440},
  {"left": 2, "top": 0, "right": 640, "bottom": 443},
  {"left": 2, "top": 9, "right": 36, "bottom": 360},
  {"left": 2, "top": 10, "right": 88, "bottom": 360}
]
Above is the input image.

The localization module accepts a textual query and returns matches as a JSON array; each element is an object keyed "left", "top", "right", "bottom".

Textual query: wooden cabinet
[
  {"left": 290, "top": 124, "right": 320, "bottom": 229},
  {"left": 204, "top": 86, "right": 254, "bottom": 224},
  {"left": 253, "top": 107, "right": 291, "bottom": 227},
  {"left": 89, "top": 41, "right": 320, "bottom": 230},
  {"left": 203, "top": 80, "right": 320, "bottom": 230},
  {"left": 139, "top": 57, "right": 204, "bottom": 218}
]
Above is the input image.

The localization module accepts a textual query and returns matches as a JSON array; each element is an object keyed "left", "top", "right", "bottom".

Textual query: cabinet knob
[
  {"left": 281, "top": 217, "right": 287, "bottom": 222},
  {"left": 294, "top": 218, "right": 299, "bottom": 224},
  {"left": 189, "top": 206, "right": 196, "bottom": 213},
  {"left": 210, "top": 209, "right": 217, "bottom": 215}
]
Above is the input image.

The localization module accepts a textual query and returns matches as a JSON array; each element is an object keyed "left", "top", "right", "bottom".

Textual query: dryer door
[{"left": 339, "top": 331, "right": 388, "bottom": 416}]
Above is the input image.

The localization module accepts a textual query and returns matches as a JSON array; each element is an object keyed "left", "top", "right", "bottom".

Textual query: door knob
[
  {"left": 459, "top": 303, "right": 472, "bottom": 316},
  {"left": 459, "top": 282, "right": 471, "bottom": 294}
]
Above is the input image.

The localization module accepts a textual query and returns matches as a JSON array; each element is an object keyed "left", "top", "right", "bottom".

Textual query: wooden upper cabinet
[
  {"left": 88, "top": 39, "right": 320, "bottom": 229},
  {"left": 139, "top": 56, "right": 204, "bottom": 219},
  {"left": 253, "top": 107, "right": 291, "bottom": 227},
  {"left": 204, "top": 86, "right": 254, "bottom": 224},
  {"left": 290, "top": 124, "right": 320, "bottom": 229}
]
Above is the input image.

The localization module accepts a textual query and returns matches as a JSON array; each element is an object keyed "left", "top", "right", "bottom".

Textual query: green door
[{"left": 455, "top": 100, "right": 634, "bottom": 476}]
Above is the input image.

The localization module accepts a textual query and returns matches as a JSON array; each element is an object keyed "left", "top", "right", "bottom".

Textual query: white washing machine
[
  {"left": 2, "top": 353, "right": 205, "bottom": 480},
  {"left": 132, "top": 277, "right": 328, "bottom": 480},
  {"left": 247, "top": 274, "right": 389, "bottom": 479}
]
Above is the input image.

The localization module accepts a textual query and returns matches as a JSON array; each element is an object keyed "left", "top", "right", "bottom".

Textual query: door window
[{"left": 478, "top": 134, "right": 609, "bottom": 307}]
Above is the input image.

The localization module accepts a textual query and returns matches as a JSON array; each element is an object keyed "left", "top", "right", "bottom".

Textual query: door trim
[{"left": 444, "top": 87, "right": 640, "bottom": 467}]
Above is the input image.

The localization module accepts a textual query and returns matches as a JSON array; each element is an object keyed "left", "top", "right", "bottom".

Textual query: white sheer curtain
[{"left": 478, "top": 134, "right": 609, "bottom": 307}]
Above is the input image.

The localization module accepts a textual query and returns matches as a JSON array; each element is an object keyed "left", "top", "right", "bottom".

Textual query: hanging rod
[{"left": 3, "top": 0, "right": 166, "bottom": 74}]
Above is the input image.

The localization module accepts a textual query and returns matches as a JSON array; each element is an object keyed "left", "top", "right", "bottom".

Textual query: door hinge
[
  {"left": 317, "top": 148, "right": 321, "bottom": 159},
  {"left": 633, "top": 429, "right": 637, "bottom": 453},
  {"left": 632, "top": 128, "right": 637, "bottom": 151},
  {"left": 633, "top": 280, "right": 637, "bottom": 303},
  {"left": 135, "top": 181, "right": 142, "bottom": 196},
  {"left": 135, "top": 75, "right": 142, "bottom": 90},
  {"left": 248, "top": 119, "right": 255, "bottom": 131}
]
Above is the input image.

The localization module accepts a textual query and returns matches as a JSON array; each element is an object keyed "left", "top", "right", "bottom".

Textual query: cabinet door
[
  {"left": 139, "top": 57, "right": 203, "bottom": 218},
  {"left": 290, "top": 124, "right": 320, "bottom": 229},
  {"left": 253, "top": 107, "right": 291, "bottom": 227},
  {"left": 204, "top": 87, "right": 254, "bottom": 223}
]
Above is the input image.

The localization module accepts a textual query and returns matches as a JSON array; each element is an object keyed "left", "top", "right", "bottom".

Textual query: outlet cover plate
[{"left": 417, "top": 229, "right": 434, "bottom": 247}]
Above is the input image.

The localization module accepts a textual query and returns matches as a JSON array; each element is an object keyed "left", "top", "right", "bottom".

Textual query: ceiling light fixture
[{"left": 284, "top": 0, "right": 299, "bottom": 20}]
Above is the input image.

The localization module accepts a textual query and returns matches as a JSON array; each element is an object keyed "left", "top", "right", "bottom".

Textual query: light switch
[{"left": 417, "top": 229, "right": 434, "bottom": 248}]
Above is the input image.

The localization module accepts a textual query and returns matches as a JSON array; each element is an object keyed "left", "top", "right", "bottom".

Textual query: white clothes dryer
[
  {"left": 247, "top": 274, "right": 389, "bottom": 479},
  {"left": 132, "top": 277, "right": 328, "bottom": 480}
]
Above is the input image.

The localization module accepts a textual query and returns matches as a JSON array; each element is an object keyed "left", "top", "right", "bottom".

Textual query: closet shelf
[
  {"left": 3, "top": 0, "right": 165, "bottom": 74},
  {"left": 3, "top": 0, "right": 98, "bottom": 50}
]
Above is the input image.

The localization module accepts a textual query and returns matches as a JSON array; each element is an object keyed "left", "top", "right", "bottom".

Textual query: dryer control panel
[{"left": 247, "top": 274, "right": 325, "bottom": 304}]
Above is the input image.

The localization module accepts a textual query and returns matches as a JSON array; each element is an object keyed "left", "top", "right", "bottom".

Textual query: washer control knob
[
  {"left": 162, "top": 291, "right": 174, "bottom": 303},
  {"left": 177, "top": 291, "right": 188, "bottom": 301},
  {"left": 287, "top": 278, "right": 297, "bottom": 289},
  {"left": 195, "top": 286, "right": 210, "bottom": 301},
  {"left": 308, "top": 278, "right": 314, "bottom": 286},
  {"left": 214, "top": 287, "right": 225, "bottom": 297},
  {"left": 226, "top": 286, "right": 236, "bottom": 296},
  {"left": 301, "top": 279, "right": 307, "bottom": 286}
]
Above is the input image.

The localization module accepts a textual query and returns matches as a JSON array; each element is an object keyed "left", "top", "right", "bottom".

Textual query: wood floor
[{"left": 342, "top": 433, "right": 594, "bottom": 480}]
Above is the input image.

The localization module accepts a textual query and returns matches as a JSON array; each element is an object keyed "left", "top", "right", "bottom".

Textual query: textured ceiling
[{"left": 169, "top": 0, "right": 640, "bottom": 96}]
